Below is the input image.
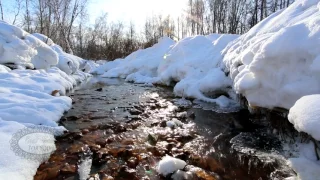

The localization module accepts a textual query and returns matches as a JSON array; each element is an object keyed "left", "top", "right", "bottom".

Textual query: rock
[
  {"left": 35, "top": 166, "right": 61, "bottom": 180},
  {"left": 129, "top": 109, "right": 142, "bottom": 115},
  {"left": 160, "top": 121, "right": 167, "bottom": 127},
  {"left": 147, "top": 134, "right": 157, "bottom": 146},
  {"left": 67, "top": 116, "right": 79, "bottom": 121},
  {"left": 95, "top": 88, "right": 103, "bottom": 91},
  {"left": 67, "top": 143, "right": 87, "bottom": 154},
  {"left": 171, "top": 170, "right": 194, "bottom": 180},
  {"left": 82, "top": 129, "right": 90, "bottom": 134},
  {"left": 188, "top": 112, "right": 196, "bottom": 119},
  {"left": 116, "top": 166, "right": 138, "bottom": 180},
  {"left": 127, "top": 157, "right": 138, "bottom": 168},
  {"left": 101, "top": 174, "right": 114, "bottom": 180},
  {"left": 51, "top": 90, "right": 60, "bottom": 96},
  {"left": 61, "top": 163, "right": 77, "bottom": 174},
  {"left": 114, "top": 124, "right": 127, "bottom": 133}
]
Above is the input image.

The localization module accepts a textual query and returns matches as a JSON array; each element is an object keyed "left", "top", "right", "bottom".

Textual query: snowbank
[
  {"left": 92, "top": 58, "right": 124, "bottom": 75},
  {"left": 288, "top": 95, "right": 320, "bottom": 140},
  {"left": 0, "top": 120, "right": 57, "bottom": 179},
  {"left": 0, "top": 21, "right": 58, "bottom": 69},
  {"left": 99, "top": 37, "right": 175, "bottom": 80},
  {"left": 95, "top": 35, "right": 238, "bottom": 107},
  {"left": 32, "top": 33, "right": 88, "bottom": 75},
  {"left": 156, "top": 34, "right": 238, "bottom": 107},
  {"left": 287, "top": 95, "right": 320, "bottom": 179},
  {"left": 0, "top": 22, "right": 90, "bottom": 179},
  {"left": 285, "top": 142, "right": 320, "bottom": 180},
  {"left": 0, "top": 66, "right": 87, "bottom": 179},
  {"left": 223, "top": 0, "right": 320, "bottom": 109}
]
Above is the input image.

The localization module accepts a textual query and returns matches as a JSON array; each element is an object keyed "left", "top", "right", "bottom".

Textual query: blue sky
[
  {"left": 1, "top": 0, "right": 188, "bottom": 30},
  {"left": 88, "top": 0, "right": 188, "bottom": 28}
]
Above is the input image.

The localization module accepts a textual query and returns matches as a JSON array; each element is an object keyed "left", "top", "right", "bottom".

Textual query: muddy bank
[{"left": 35, "top": 77, "right": 295, "bottom": 180}]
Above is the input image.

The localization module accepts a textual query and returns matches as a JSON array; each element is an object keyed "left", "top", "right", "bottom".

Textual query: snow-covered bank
[
  {"left": 0, "top": 67, "right": 90, "bottom": 179},
  {"left": 285, "top": 95, "right": 320, "bottom": 180},
  {"left": 223, "top": 0, "right": 320, "bottom": 109},
  {"left": 95, "top": 37, "right": 175, "bottom": 81},
  {"left": 95, "top": 34, "right": 239, "bottom": 107},
  {"left": 157, "top": 34, "right": 239, "bottom": 107},
  {"left": 0, "top": 21, "right": 91, "bottom": 179}
]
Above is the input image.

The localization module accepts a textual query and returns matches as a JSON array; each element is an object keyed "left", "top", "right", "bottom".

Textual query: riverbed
[{"left": 35, "top": 76, "right": 295, "bottom": 180}]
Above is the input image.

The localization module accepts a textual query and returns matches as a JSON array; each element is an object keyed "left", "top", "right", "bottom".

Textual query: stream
[{"left": 35, "top": 76, "right": 295, "bottom": 180}]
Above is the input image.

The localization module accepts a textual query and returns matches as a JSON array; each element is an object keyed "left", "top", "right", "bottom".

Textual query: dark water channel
[{"left": 35, "top": 76, "right": 294, "bottom": 180}]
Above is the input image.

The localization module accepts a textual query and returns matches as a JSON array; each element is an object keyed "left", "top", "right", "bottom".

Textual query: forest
[{"left": 0, "top": 0, "right": 295, "bottom": 60}]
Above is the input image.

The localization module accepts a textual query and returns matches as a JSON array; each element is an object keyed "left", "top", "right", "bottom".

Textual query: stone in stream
[
  {"left": 95, "top": 88, "right": 103, "bottom": 91},
  {"left": 67, "top": 115, "right": 79, "bottom": 121},
  {"left": 129, "top": 108, "right": 142, "bottom": 115},
  {"left": 116, "top": 166, "right": 138, "bottom": 180},
  {"left": 60, "top": 163, "right": 77, "bottom": 174}
]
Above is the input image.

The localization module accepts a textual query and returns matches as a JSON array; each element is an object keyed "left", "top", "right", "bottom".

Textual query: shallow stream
[{"left": 35, "top": 76, "right": 295, "bottom": 180}]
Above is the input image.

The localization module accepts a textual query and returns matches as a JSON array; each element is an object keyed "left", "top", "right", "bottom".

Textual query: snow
[
  {"left": 31, "top": 33, "right": 90, "bottom": 75},
  {"left": 288, "top": 95, "right": 320, "bottom": 140},
  {"left": 78, "top": 157, "right": 92, "bottom": 180},
  {"left": 157, "top": 155, "right": 187, "bottom": 176},
  {"left": 285, "top": 142, "right": 320, "bottom": 180},
  {"left": 0, "top": 67, "right": 87, "bottom": 179},
  {"left": 166, "top": 118, "right": 183, "bottom": 128},
  {"left": 92, "top": 58, "right": 124, "bottom": 75},
  {"left": 0, "top": 21, "right": 58, "bottom": 69},
  {"left": 157, "top": 35, "right": 238, "bottom": 106},
  {"left": 0, "top": 120, "right": 57, "bottom": 179},
  {"left": 94, "top": 35, "right": 238, "bottom": 107},
  {"left": 223, "top": 0, "right": 320, "bottom": 109},
  {"left": 101, "top": 37, "right": 175, "bottom": 79},
  {"left": 0, "top": 22, "right": 90, "bottom": 179}
]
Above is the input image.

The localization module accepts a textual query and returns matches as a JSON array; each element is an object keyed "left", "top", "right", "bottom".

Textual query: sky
[
  {"left": 1, "top": 0, "right": 188, "bottom": 31},
  {"left": 88, "top": 0, "right": 188, "bottom": 29}
]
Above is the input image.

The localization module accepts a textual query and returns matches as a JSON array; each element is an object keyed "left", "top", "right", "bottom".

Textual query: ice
[
  {"left": 157, "top": 155, "right": 187, "bottom": 176},
  {"left": 223, "top": 0, "right": 320, "bottom": 109}
]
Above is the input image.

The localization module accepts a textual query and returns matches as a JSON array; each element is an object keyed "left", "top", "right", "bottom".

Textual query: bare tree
[{"left": 0, "top": 0, "right": 4, "bottom": 20}]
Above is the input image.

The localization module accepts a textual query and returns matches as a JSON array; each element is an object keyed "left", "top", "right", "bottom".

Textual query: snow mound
[
  {"left": 92, "top": 58, "right": 124, "bottom": 75},
  {"left": 32, "top": 33, "right": 87, "bottom": 75},
  {"left": 0, "top": 67, "right": 89, "bottom": 179},
  {"left": 0, "top": 21, "right": 58, "bottom": 69},
  {"left": 288, "top": 95, "right": 320, "bottom": 140},
  {"left": 223, "top": 0, "right": 320, "bottom": 109},
  {"left": 0, "top": 64, "right": 10, "bottom": 72},
  {"left": 0, "top": 67, "right": 75, "bottom": 127},
  {"left": 287, "top": 157, "right": 320, "bottom": 180},
  {"left": 0, "top": 120, "right": 56, "bottom": 179},
  {"left": 99, "top": 37, "right": 175, "bottom": 81},
  {"left": 157, "top": 34, "right": 238, "bottom": 107},
  {"left": 157, "top": 155, "right": 187, "bottom": 176}
]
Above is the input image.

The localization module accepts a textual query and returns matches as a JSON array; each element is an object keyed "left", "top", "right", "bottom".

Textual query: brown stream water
[{"left": 35, "top": 76, "right": 295, "bottom": 180}]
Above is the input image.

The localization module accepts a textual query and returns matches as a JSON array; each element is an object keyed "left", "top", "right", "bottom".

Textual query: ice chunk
[{"left": 157, "top": 155, "right": 187, "bottom": 176}]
